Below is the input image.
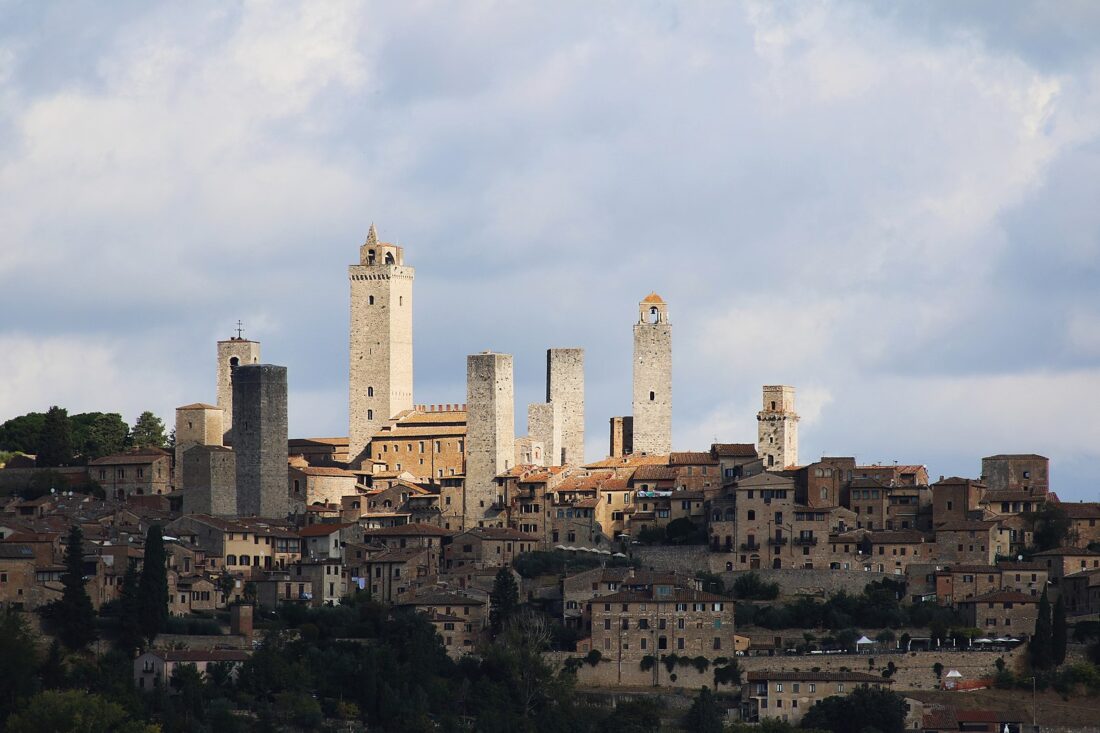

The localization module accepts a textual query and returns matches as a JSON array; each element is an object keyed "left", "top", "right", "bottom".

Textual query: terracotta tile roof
[
  {"left": 934, "top": 520, "right": 999, "bottom": 532},
  {"left": 292, "top": 466, "right": 357, "bottom": 477},
  {"left": 958, "top": 590, "right": 1037, "bottom": 604},
  {"left": 939, "top": 564, "right": 1000, "bottom": 574},
  {"left": 711, "top": 443, "right": 757, "bottom": 458},
  {"left": 459, "top": 527, "right": 538, "bottom": 542},
  {"left": 641, "top": 292, "right": 665, "bottom": 304},
  {"left": 363, "top": 523, "right": 452, "bottom": 537},
  {"left": 1032, "top": 546, "right": 1100, "bottom": 557},
  {"left": 869, "top": 530, "right": 931, "bottom": 544},
  {"left": 631, "top": 465, "right": 678, "bottom": 481},
  {"left": 669, "top": 452, "right": 718, "bottom": 466},
  {"left": 981, "top": 490, "right": 1047, "bottom": 504},
  {"left": 746, "top": 670, "right": 892, "bottom": 683},
  {"left": 584, "top": 454, "right": 669, "bottom": 469},
  {"left": 398, "top": 591, "right": 484, "bottom": 607},
  {"left": 996, "top": 561, "right": 1046, "bottom": 571},
  {"left": 177, "top": 403, "right": 220, "bottom": 410},
  {"left": 983, "top": 454, "right": 1047, "bottom": 461},
  {"left": 287, "top": 437, "right": 348, "bottom": 446},
  {"left": 88, "top": 448, "right": 170, "bottom": 466},
  {"left": 592, "top": 588, "right": 728, "bottom": 604},
  {"left": 1058, "top": 502, "right": 1100, "bottom": 519}
]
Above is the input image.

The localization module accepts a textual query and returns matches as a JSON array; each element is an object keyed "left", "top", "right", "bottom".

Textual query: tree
[
  {"left": 0, "top": 610, "right": 42, "bottom": 721},
  {"left": 0, "top": 412, "right": 46, "bottom": 454},
  {"left": 1030, "top": 587, "right": 1053, "bottom": 670},
  {"left": 4, "top": 689, "right": 158, "bottom": 733},
  {"left": 1053, "top": 593, "right": 1068, "bottom": 666},
  {"left": 128, "top": 411, "right": 167, "bottom": 449},
  {"left": 732, "top": 572, "right": 780, "bottom": 600},
  {"left": 137, "top": 525, "right": 168, "bottom": 643},
  {"left": 489, "top": 567, "right": 519, "bottom": 634},
  {"left": 37, "top": 406, "right": 73, "bottom": 467},
  {"left": 116, "top": 563, "right": 143, "bottom": 653},
  {"left": 19, "top": 470, "right": 71, "bottom": 500},
  {"left": 1030, "top": 503, "right": 1072, "bottom": 551},
  {"left": 71, "top": 412, "right": 128, "bottom": 460},
  {"left": 685, "top": 686, "right": 724, "bottom": 733},
  {"left": 56, "top": 525, "right": 96, "bottom": 650},
  {"left": 605, "top": 698, "right": 661, "bottom": 733},
  {"left": 800, "top": 685, "right": 906, "bottom": 733}
]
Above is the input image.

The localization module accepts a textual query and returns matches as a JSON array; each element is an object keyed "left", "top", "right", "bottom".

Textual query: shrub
[
  {"left": 732, "top": 573, "right": 780, "bottom": 601},
  {"left": 640, "top": 655, "right": 657, "bottom": 672},
  {"left": 663, "top": 654, "right": 680, "bottom": 674},
  {"left": 585, "top": 649, "right": 602, "bottom": 667},
  {"left": 692, "top": 656, "right": 710, "bottom": 673}
]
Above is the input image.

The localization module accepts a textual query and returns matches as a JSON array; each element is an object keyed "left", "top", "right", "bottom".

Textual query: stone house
[
  {"left": 299, "top": 522, "right": 359, "bottom": 560},
  {"left": 397, "top": 589, "right": 487, "bottom": 658},
  {"left": 934, "top": 565, "right": 1002, "bottom": 605},
  {"left": 1061, "top": 568, "right": 1100, "bottom": 617},
  {"left": 167, "top": 515, "right": 300, "bottom": 578},
  {"left": 980, "top": 454, "right": 1049, "bottom": 493},
  {"left": 1031, "top": 546, "right": 1100, "bottom": 584},
  {"left": 134, "top": 649, "right": 250, "bottom": 691},
  {"left": 934, "top": 521, "right": 1006, "bottom": 565},
  {"left": 89, "top": 448, "right": 172, "bottom": 499},
  {"left": 0, "top": 543, "right": 38, "bottom": 609},
  {"left": 288, "top": 465, "right": 358, "bottom": 508},
  {"left": 996, "top": 562, "right": 1048, "bottom": 598},
  {"left": 362, "top": 546, "right": 434, "bottom": 603},
  {"left": 368, "top": 407, "right": 467, "bottom": 482},
  {"left": 957, "top": 590, "right": 1039, "bottom": 634},
  {"left": 168, "top": 573, "right": 217, "bottom": 615},
  {"left": 563, "top": 568, "right": 691, "bottom": 632},
  {"left": 931, "top": 478, "right": 986, "bottom": 525},
  {"left": 1061, "top": 502, "right": 1100, "bottom": 548},
  {"left": 741, "top": 671, "right": 893, "bottom": 725},
  {"left": 361, "top": 522, "right": 452, "bottom": 572},
  {"left": 733, "top": 472, "right": 844, "bottom": 570},
  {"left": 668, "top": 452, "right": 720, "bottom": 492},
  {"left": 292, "top": 557, "right": 345, "bottom": 606},
  {"left": 444, "top": 527, "right": 538, "bottom": 570}
]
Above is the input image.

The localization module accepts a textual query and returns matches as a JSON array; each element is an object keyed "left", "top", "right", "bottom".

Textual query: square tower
[
  {"left": 233, "top": 364, "right": 289, "bottom": 518},
  {"left": 348, "top": 224, "right": 414, "bottom": 467},
  {"left": 632, "top": 293, "right": 672, "bottom": 455},
  {"left": 546, "top": 348, "right": 585, "bottom": 465},
  {"left": 527, "top": 401, "right": 561, "bottom": 468},
  {"left": 465, "top": 352, "right": 515, "bottom": 528},
  {"left": 174, "top": 403, "right": 223, "bottom": 488},
  {"left": 217, "top": 336, "right": 261, "bottom": 445},
  {"left": 757, "top": 385, "right": 799, "bottom": 470}
]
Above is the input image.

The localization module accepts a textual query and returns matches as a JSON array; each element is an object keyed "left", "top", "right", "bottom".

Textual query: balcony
[
  {"left": 793, "top": 536, "right": 818, "bottom": 546},
  {"left": 739, "top": 542, "right": 761, "bottom": 552},
  {"left": 767, "top": 537, "right": 789, "bottom": 546}
]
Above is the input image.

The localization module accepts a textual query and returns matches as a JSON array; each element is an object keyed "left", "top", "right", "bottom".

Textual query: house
[
  {"left": 1061, "top": 568, "right": 1100, "bottom": 617},
  {"left": 89, "top": 449, "right": 172, "bottom": 499},
  {"left": 397, "top": 589, "right": 487, "bottom": 658},
  {"left": 957, "top": 591, "right": 1039, "bottom": 635},
  {"left": 134, "top": 649, "right": 250, "bottom": 691},
  {"left": 1032, "top": 546, "right": 1100, "bottom": 584},
  {"left": 444, "top": 527, "right": 538, "bottom": 570},
  {"left": 741, "top": 671, "right": 893, "bottom": 725}
]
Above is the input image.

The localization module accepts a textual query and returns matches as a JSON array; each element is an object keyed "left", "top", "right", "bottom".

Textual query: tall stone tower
[
  {"left": 757, "top": 385, "right": 799, "bottom": 470},
  {"left": 546, "top": 348, "right": 585, "bottom": 465},
  {"left": 217, "top": 335, "right": 260, "bottom": 445},
  {"left": 348, "top": 224, "right": 414, "bottom": 467},
  {"left": 174, "top": 403, "right": 223, "bottom": 488},
  {"left": 527, "top": 402, "right": 561, "bottom": 468},
  {"left": 233, "top": 364, "right": 289, "bottom": 518},
  {"left": 465, "top": 352, "right": 515, "bottom": 528},
  {"left": 632, "top": 293, "right": 672, "bottom": 455}
]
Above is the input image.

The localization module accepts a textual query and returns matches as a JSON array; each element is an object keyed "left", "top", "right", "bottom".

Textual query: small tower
[
  {"left": 757, "top": 385, "right": 799, "bottom": 470},
  {"left": 348, "top": 224, "right": 414, "bottom": 468},
  {"left": 632, "top": 293, "right": 672, "bottom": 455},
  {"left": 546, "top": 348, "right": 585, "bottom": 465},
  {"left": 217, "top": 327, "right": 261, "bottom": 445},
  {"left": 173, "top": 403, "right": 223, "bottom": 488},
  {"left": 465, "top": 351, "right": 515, "bottom": 529}
]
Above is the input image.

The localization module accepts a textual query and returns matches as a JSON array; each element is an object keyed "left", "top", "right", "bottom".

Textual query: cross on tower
[{"left": 235, "top": 320, "right": 244, "bottom": 339}]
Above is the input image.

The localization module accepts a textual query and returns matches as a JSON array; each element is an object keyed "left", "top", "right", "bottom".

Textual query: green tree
[
  {"left": 4, "top": 689, "right": 157, "bottom": 733},
  {"left": 71, "top": 413, "right": 128, "bottom": 460},
  {"left": 1030, "top": 587, "right": 1053, "bottom": 670},
  {"left": 18, "top": 470, "right": 70, "bottom": 500},
  {"left": 685, "top": 686, "right": 724, "bottom": 733},
  {"left": 36, "top": 406, "right": 73, "bottom": 467},
  {"left": 170, "top": 662, "right": 205, "bottom": 727},
  {"left": 116, "top": 563, "right": 142, "bottom": 653},
  {"left": 0, "top": 610, "right": 42, "bottom": 721},
  {"left": 732, "top": 572, "right": 780, "bottom": 600},
  {"left": 0, "top": 412, "right": 46, "bottom": 454},
  {"left": 1052, "top": 593, "right": 1068, "bottom": 666},
  {"left": 128, "top": 411, "right": 166, "bottom": 449},
  {"left": 56, "top": 525, "right": 96, "bottom": 650},
  {"left": 800, "top": 685, "right": 906, "bottom": 733},
  {"left": 604, "top": 697, "right": 661, "bottom": 733},
  {"left": 137, "top": 525, "right": 168, "bottom": 644},
  {"left": 1030, "top": 503, "right": 1072, "bottom": 551},
  {"left": 489, "top": 567, "right": 519, "bottom": 634}
]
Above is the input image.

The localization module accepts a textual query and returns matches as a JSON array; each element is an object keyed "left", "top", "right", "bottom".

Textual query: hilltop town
[{"left": 2, "top": 228, "right": 1100, "bottom": 732}]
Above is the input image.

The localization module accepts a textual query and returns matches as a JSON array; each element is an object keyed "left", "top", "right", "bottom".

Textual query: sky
[{"left": 0, "top": 1, "right": 1098, "bottom": 499}]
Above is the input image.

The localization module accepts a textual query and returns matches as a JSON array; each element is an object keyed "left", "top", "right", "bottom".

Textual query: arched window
[
  {"left": 369, "top": 295, "right": 375, "bottom": 305},
  {"left": 367, "top": 386, "right": 374, "bottom": 397},
  {"left": 368, "top": 249, "right": 376, "bottom": 264},
  {"left": 229, "top": 356, "right": 239, "bottom": 368},
  {"left": 227, "top": 554, "right": 237, "bottom": 566},
  {"left": 649, "top": 307, "right": 659, "bottom": 324},
  {"left": 385, "top": 252, "right": 395, "bottom": 265}
]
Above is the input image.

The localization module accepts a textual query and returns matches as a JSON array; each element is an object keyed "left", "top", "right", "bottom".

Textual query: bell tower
[
  {"left": 348, "top": 224, "right": 414, "bottom": 467},
  {"left": 632, "top": 293, "right": 672, "bottom": 455}
]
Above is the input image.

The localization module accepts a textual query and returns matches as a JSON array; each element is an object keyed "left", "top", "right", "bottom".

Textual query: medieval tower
[
  {"left": 465, "top": 352, "right": 515, "bottom": 528},
  {"left": 632, "top": 293, "right": 672, "bottom": 455},
  {"left": 217, "top": 334, "right": 260, "bottom": 445},
  {"left": 546, "top": 348, "right": 585, "bottom": 465},
  {"left": 348, "top": 224, "right": 414, "bottom": 466},
  {"left": 233, "top": 364, "right": 289, "bottom": 518},
  {"left": 757, "top": 385, "right": 799, "bottom": 470}
]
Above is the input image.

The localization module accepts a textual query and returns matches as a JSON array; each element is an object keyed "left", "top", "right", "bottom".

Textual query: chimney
[{"left": 231, "top": 603, "right": 254, "bottom": 642}]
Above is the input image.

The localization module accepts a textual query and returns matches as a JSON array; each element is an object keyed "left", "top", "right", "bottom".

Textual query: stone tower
[
  {"left": 465, "top": 352, "right": 515, "bottom": 528},
  {"left": 174, "top": 403, "right": 223, "bottom": 488},
  {"left": 632, "top": 293, "right": 672, "bottom": 455},
  {"left": 527, "top": 401, "right": 561, "bottom": 468},
  {"left": 757, "top": 385, "right": 799, "bottom": 470},
  {"left": 217, "top": 335, "right": 261, "bottom": 445},
  {"left": 233, "top": 364, "right": 289, "bottom": 518},
  {"left": 546, "top": 348, "right": 585, "bottom": 465},
  {"left": 348, "top": 224, "right": 414, "bottom": 467}
]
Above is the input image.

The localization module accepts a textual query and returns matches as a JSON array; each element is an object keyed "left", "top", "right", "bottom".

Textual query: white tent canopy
[{"left": 856, "top": 636, "right": 874, "bottom": 645}]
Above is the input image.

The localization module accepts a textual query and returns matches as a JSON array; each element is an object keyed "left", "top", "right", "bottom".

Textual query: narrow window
[
  {"left": 369, "top": 295, "right": 375, "bottom": 305},
  {"left": 368, "top": 386, "right": 374, "bottom": 397},
  {"left": 649, "top": 391, "right": 655, "bottom": 401},
  {"left": 367, "top": 409, "right": 373, "bottom": 420}
]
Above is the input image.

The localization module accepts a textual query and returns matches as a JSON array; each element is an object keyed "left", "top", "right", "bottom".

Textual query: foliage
[
  {"left": 695, "top": 570, "right": 725, "bottom": 595},
  {"left": 1028, "top": 503, "right": 1072, "bottom": 552},
  {"left": 635, "top": 525, "right": 664, "bottom": 545},
  {"left": 799, "top": 685, "right": 906, "bottom": 733},
  {"left": 933, "top": 662, "right": 944, "bottom": 679},
  {"left": 640, "top": 655, "right": 656, "bottom": 672},
  {"left": 18, "top": 470, "right": 72, "bottom": 501},
  {"left": 604, "top": 697, "right": 661, "bottom": 733},
  {"left": 665, "top": 517, "right": 707, "bottom": 544},
  {"left": 1030, "top": 588, "right": 1053, "bottom": 671},
  {"left": 56, "top": 525, "right": 96, "bottom": 650},
  {"left": 0, "top": 610, "right": 42, "bottom": 723},
  {"left": 0, "top": 413, "right": 46, "bottom": 454},
  {"left": 116, "top": 564, "right": 142, "bottom": 654},
  {"left": 128, "top": 412, "right": 167, "bottom": 450},
  {"left": 1074, "top": 620, "right": 1100, "bottom": 643},
  {"left": 71, "top": 413, "right": 129, "bottom": 461},
  {"left": 489, "top": 568, "right": 519, "bottom": 634},
  {"left": 685, "top": 687, "right": 724, "bottom": 733},
  {"left": 37, "top": 406, "right": 74, "bottom": 468},
  {"left": 5, "top": 689, "right": 157, "bottom": 733},
  {"left": 583, "top": 649, "right": 603, "bottom": 667},
  {"left": 713, "top": 657, "right": 741, "bottom": 686},
  {"left": 1053, "top": 593, "right": 1067, "bottom": 666},
  {"left": 875, "top": 629, "right": 896, "bottom": 645},
  {"left": 732, "top": 572, "right": 780, "bottom": 600},
  {"left": 511, "top": 550, "right": 635, "bottom": 578},
  {"left": 137, "top": 525, "right": 168, "bottom": 644},
  {"left": 162, "top": 617, "right": 222, "bottom": 636}
]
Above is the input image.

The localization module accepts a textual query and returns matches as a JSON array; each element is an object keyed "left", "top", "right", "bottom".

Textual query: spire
[{"left": 365, "top": 223, "right": 378, "bottom": 247}]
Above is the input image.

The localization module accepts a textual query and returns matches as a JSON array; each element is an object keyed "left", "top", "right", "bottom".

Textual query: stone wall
[
  {"left": 547, "top": 348, "right": 585, "bottom": 465},
  {"left": 233, "top": 364, "right": 288, "bottom": 518},
  {"left": 722, "top": 567, "right": 890, "bottom": 598},
  {"left": 633, "top": 545, "right": 714, "bottom": 575}
]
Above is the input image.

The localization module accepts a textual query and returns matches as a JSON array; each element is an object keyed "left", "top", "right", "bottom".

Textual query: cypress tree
[
  {"left": 1030, "top": 587, "right": 1053, "bottom": 670},
  {"left": 58, "top": 525, "right": 96, "bottom": 649},
  {"left": 117, "top": 563, "right": 142, "bottom": 653},
  {"left": 37, "top": 406, "right": 73, "bottom": 467},
  {"left": 1053, "top": 593, "right": 1068, "bottom": 666},
  {"left": 489, "top": 567, "right": 519, "bottom": 634},
  {"left": 138, "top": 525, "right": 169, "bottom": 643}
]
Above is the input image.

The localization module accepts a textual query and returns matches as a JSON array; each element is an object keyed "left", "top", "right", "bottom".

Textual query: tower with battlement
[
  {"left": 465, "top": 352, "right": 514, "bottom": 529},
  {"left": 217, "top": 335, "right": 260, "bottom": 445},
  {"left": 348, "top": 224, "right": 414, "bottom": 467},
  {"left": 757, "top": 385, "right": 799, "bottom": 470},
  {"left": 632, "top": 293, "right": 672, "bottom": 455}
]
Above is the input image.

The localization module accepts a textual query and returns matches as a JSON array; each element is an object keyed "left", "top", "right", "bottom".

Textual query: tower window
[
  {"left": 367, "top": 410, "right": 373, "bottom": 420},
  {"left": 369, "top": 295, "right": 375, "bottom": 305},
  {"left": 771, "top": 401, "right": 776, "bottom": 410},
  {"left": 367, "top": 386, "right": 374, "bottom": 397},
  {"left": 230, "top": 357, "right": 239, "bottom": 368},
  {"left": 649, "top": 391, "right": 655, "bottom": 401},
  {"left": 399, "top": 296, "right": 403, "bottom": 306}
]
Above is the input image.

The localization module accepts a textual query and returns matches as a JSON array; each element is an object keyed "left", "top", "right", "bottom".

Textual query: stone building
[
  {"left": 742, "top": 671, "right": 893, "bottom": 725},
  {"left": 216, "top": 335, "right": 260, "bottom": 445},
  {"left": 368, "top": 405, "right": 467, "bottom": 482},
  {"left": 980, "top": 454, "right": 1049, "bottom": 494},
  {"left": 609, "top": 416, "right": 634, "bottom": 458},
  {"left": 174, "top": 403, "right": 224, "bottom": 489},
  {"left": 464, "top": 352, "right": 515, "bottom": 529},
  {"left": 932, "top": 477, "right": 986, "bottom": 524},
  {"left": 232, "top": 364, "right": 289, "bottom": 518},
  {"left": 88, "top": 449, "right": 172, "bottom": 499},
  {"left": 443, "top": 527, "right": 537, "bottom": 570},
  {"left": 757, "top": 385, "right": 799, "bottom": 470},
  {"left": 180, "top": 445, "right": 236, "bottom": 516},
  {"left": 526, "top": 402, "right": 560, "bottom": 468},
  {"left": 348, "top": 225, "right": 415, "bottom": 467},
  {"left": 632, "top": 294, "right": 672, "bottom": 455},
  {"left": 957, "top": 590, "right": 1039, "bottom": 634},
  {"left": 397, "top": 590, "right": 487, "bottom": 659},
  {"left": 547, "top": 348, "right": 585, "bottom": 465}
]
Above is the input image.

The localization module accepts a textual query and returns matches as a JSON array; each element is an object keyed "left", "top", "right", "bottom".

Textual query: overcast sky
[{"left": 1, "top": 1, "right": 1098, "bottom": 499}]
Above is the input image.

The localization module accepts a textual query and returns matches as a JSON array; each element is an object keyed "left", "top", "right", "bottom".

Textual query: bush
[
  {"left": 663, "top": 654, "right": 680, "bottom": 674},
  {"left": 584, "top": 649, "right": 602, "bottom": 667},
  {"left": 732, "top": 573, "right": 780, "bottom": 601},
  {"left": 164, "top": 616, "right": 223, "bottom": 635},
  {"left": 640, "top": 655, "right": 656, "bottom": 672},
  {"left": 692, "top": 656, "right": 709, "bottom": 673}
]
